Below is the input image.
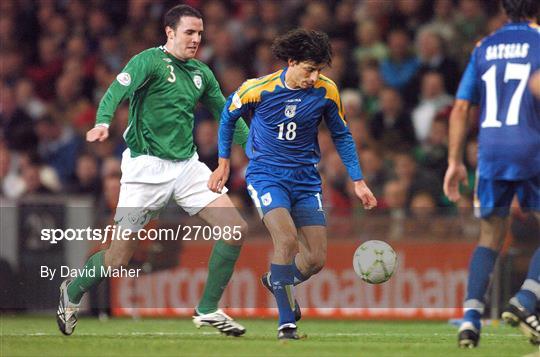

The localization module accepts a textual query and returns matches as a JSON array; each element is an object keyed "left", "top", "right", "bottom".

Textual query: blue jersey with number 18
[
  {"left": 456, "top": 21, "right": 540, "bottom": 180},
  {"left": 218, "top": 68, "right": 363, "bottom": 181}
]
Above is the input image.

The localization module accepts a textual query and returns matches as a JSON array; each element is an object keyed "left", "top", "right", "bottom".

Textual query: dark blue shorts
[
  {"left": 245, "top": 162, "right": 326, "bottom": 227},
  {"left": 474, "top": 175, "right": 540, "bottom": 218}
]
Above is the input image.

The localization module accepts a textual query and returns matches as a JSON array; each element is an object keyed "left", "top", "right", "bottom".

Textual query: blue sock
[
  {"left": 292, "top": 258, "right": 308, "bottom": 286},
  {"left": 270, "top": 263, "right": 295, "bottom": 327},
  {"left": 515, "top": 248, "right": 540, "bottom": 313},
  {"left": 463, "top": 246, "right": 498, "bottom": 329}
]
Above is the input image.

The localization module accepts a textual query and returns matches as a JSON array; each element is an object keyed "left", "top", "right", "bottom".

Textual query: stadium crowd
[{"left": 0, "top": 0, "right": 510, "bottom": 226}]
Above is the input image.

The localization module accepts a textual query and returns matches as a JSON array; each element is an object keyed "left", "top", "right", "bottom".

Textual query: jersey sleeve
[
  {"left": 199, "top": 67, "right": 250, "bottom": 147},
  {"left": 323, "top": 87, "right": 364, "bottom": 181},
  {"left": 456, "top": 47, "right": 480, "bottom": 104},
  {"left": 218, "top": 91, "right": 251, "bottom": 158},
  {"left": 95, "top": 51, "right": 155, "bottom": 126}
]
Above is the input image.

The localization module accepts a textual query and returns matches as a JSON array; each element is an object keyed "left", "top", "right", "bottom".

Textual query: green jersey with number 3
[{"left": 96, "top": 46, "right": 249, "bottom": 160}]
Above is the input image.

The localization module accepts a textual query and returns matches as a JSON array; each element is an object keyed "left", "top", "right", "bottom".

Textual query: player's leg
[
  {"left": 294, "top": 225, "right": 327, "bottom": 281},
  {"left": 191, "top": 195, "right": 248, "bottom": 336},
  {"left": 261, "top": 226, "right": 326, "bottom": 322},
  {"left": 58, "top": 151, "right": 172, "bottom": 335},
  {"left": 263, "top": 207, "right": 302, "bottom": 339},
  {"left": 246, "top": 166, "right": 302, "bottom": 338},
  {"left": 502, "top": 177, "right": 540, "bottom": 344},
  {"left": 175, "top": 155, "right": 247, "bottom": 336},
  {"left": 458, "top": 177, "right": 514, "bottom": 348},
  {"left": 57, "top": 217, "right": 147, "bottom": 335}
]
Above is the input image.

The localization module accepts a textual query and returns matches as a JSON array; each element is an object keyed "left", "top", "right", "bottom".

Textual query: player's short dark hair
[
  {"left": 502, "top": 0, "right": 539, "bottom": 22},
  {"left": 271, "top": 29, "right": 332, "bottom": 66},
  {"left": 164, "top": 4, "right": 202, "bottom": 30}
]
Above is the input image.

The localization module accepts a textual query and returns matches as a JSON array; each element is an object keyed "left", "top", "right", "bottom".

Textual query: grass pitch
[{"left": 1, "top": 314, "right": 538, "bottom": 356}]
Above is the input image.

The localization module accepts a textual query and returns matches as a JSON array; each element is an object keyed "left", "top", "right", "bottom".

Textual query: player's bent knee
[{"left": 306, "top": 254, "right": 326, "bottom": 275}]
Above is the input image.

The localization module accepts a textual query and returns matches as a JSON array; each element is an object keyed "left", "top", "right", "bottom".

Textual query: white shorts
[{"left": 114, "top": 149, "right": 227, "bottom": 231}]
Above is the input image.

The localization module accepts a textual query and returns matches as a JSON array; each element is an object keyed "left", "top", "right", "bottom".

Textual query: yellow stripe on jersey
[
  {"left": 529, "top": 22, "right": 540, "bottom": 29},
  {"left": 228, "top": 70, "right": 283, "bottom": 112},
  {"left": 315, "top": 75, "right": 346, "bottom": 125}
]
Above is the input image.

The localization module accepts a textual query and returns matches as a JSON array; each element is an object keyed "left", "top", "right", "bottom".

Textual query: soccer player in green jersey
[{"left": 57, "top": 5, "right": 248, "bottom": 337}]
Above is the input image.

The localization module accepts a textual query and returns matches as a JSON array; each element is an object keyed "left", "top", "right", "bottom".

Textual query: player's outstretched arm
[
  {"left": 353, "top": 180, "right": 377, "bottom": 210},
  {"left": 86, "top": 126, "right": 109, "bottom": 142},
  {"left": 208, "top": 158, "right": 230, "bottom": 193}
]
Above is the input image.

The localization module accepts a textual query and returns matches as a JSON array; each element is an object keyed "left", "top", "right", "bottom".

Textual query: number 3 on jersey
[
  {"left": 481, "top": 62, "right": 531, "bottom": 127},
  {"left": 277, "top": 122, "right": 297, "bottom": 141},
  {"left": 166, "top": 65, "right": 176, "bottom": 83}
]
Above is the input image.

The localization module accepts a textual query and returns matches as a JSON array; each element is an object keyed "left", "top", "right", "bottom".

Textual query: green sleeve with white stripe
[{"left": 95, "top": 52, "right": 155, "bottom": 126}]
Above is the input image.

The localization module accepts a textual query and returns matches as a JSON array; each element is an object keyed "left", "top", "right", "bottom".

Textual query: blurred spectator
[
  {"left": 14, "top": 79, "right": 47, "bottom": 120},
  {"left": 411, "top": 71, "right": 453, "bottom": 143},
  {"left": 422, "top": 0, "right": 457, "bottom": 44},
  {"left": 381, "top": 179, "right": 407, "bottom": 240},
  {"left": 358, "top": 61, "right": 383, "bottom": 119},
  {"left": 348, "top": 118, "right": 375, "bottom": 151},
  {"left": 300, "top": 1, "right": 332, "bottom": 33},
  {"left": 388, "top": 0, "right": 431, "bottom": 34},
  {"left": 353, "top": 20, "right": 388, "bottom": 65},
  {"left": 321, "top": 151, "right": 352, "bottom": 219},
  {"left": 340, "top": 89, "right": 362, "bottom": 120},
  {"left": 414, "top": 28, "right": 460, "bottom": 95},
  {"left": 322, "top": 52, "right": 347, "bottom": 88},
  {"left": 0, "top": 142, "right": 25, "bottom": 199},
  {"left": 66, "top": 35, "right": 97, "bottom": 80},
  {"left": 35, "top": 116, "right": 81, "bottom": 184},
  {"left": 370, "top": 87, "right": 416, "bottom": 150},
  {"left": 454, "top": 0, "right": 487, "bottom": 65},
  {"left": 330, "top": 0, "right": 358, "bottom": 44},
  {"left": 359, "top": 147, "right": 388, "bottom": 198},
  {"left": 21, "top": 163, "right": 52, "bottom": 196},
  {"left": 99, "top": 32, "right": 124, "bottom": 73},
  {"left": 0, "top": 50, "right": 25, "bottom": 86},
  {"left": 410, "top": 190, "right": 437, "bottom": 219},
  {"left": 392, "top": 152, "right": 441, "bottom": 206},
  {"left": 252, "top": 40, "right": 277, "bottom": 78},
  {"left": 380, "top": 28, "right": 420, "bottom": 91},
  {"left": 92, "top": 61, "right": 116, "bottom": 104},
  {"left": 49, "top": 72, "right": 95, "bottom": 133},
  {"left": 0, "top": 83, "right": 38, "bottom": 153},
  {"left": 195, "top": 120, "right": 218, "bottom": 171},
  {"left": 66, "top": 153, "right": 102, "bottom": 196},
  {"left": 26, "top": 35, "right": 63, "bottom": 100},
  {"left": 219, "top": 65, "right": 247, "bottom": 97},
  {"left": 415, "top": 115, "right": 449, "bottom": 179}
]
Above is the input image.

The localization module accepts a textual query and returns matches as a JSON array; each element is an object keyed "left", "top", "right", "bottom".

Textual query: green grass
[{"left": 1, "top": 315, "right": 538, "bottom": 357}]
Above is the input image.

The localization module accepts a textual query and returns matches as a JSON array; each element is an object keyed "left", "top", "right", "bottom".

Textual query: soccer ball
[{"left": 353, "top": 240, "right": 397, "bottom": 284}]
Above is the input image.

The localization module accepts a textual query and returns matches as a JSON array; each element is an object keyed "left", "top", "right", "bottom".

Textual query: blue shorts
[
  {"left": 245, "top": 162, "right": 326, "bottom": 227},
  {"left": 474, "top": 175, "right": 540, "bottom": 218}
]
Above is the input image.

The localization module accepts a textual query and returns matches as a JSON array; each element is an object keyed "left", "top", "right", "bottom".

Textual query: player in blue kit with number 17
[
  {"left": 208, "top": 29, "right": 377, "bottom": 339},
  {"left": 444, "top": 0, "right": 540, "bottom": 348}
]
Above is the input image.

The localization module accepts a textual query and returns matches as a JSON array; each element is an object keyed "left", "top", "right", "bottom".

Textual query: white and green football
[{"left": 353, "top": 240, "right": 397, "bottom": 284}]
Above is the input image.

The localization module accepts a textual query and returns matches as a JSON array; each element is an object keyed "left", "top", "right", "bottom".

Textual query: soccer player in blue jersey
[
  {"left": 443, "top": 0, "right": 540, "bottom": 348},
  {"left": 208, "top": 29, "right": 377, "bottom": 339}
]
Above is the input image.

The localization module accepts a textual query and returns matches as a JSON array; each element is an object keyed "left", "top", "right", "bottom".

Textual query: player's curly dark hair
[
  {"left": 502, "top": 0, "right": 539, "bottom": 22},
  {"left": 164, "top": 4, "right": 202, "bottom": 30},
  {"left": 271, "top": 29, "right": 332, "bottom": 65}
]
